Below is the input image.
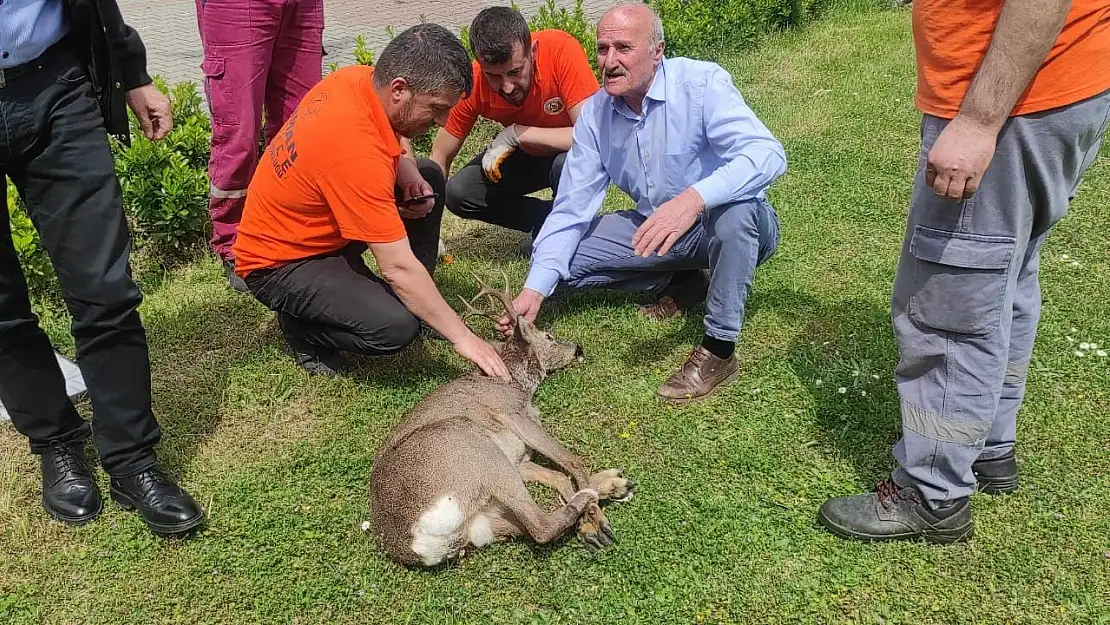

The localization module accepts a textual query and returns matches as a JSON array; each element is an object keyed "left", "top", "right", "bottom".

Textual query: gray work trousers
[{"left": 891, "top": 89, "right": 1110, "bottom": 506}]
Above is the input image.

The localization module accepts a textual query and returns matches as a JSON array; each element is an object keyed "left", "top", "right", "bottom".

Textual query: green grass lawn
[{"left": 3, "top": 6, "right": 1110, "bottom": 624}]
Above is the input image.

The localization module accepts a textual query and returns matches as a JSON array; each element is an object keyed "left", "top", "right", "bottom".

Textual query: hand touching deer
[{"left": 369, "top": 275, "right": 636, "bottom": 567}]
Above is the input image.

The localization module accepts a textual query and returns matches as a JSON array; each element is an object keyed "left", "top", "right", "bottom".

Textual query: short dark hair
[
  {"left": 468, "top": 6, "right": 531, "bottom": 65},
  {"left": 373, "top": 23, "right": 473, "bottom": 97}
]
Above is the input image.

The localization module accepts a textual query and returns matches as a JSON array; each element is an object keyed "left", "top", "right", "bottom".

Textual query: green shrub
[
  {"left": 5, "top": 178, "right": 57, "bottom": 297},
  {"left": 528, "top": 0, "right": 597, "bottom": 71},
  {"left": 649, "top": 0, "right": 831, "bottom": 61},
  {"left": 112, "top": 78, "right": 212, "bottom": 262}
]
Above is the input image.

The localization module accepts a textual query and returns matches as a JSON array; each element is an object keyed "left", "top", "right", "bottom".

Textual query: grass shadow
[
  {"left": 784, "top": 293, "right": 903, "bottom": 482},
  {"left": 137, "top": 288, "right": 271, "bottom": 477}
]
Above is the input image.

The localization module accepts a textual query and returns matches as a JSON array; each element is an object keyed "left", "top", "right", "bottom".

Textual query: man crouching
[
  {"left": 499, "top": 3, "right": 786, "bottom": 402},
  {"left": 232, "top": 24, "right": 508, "bottom": 381}
]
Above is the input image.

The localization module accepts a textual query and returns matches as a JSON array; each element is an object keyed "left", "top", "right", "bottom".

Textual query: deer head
[{"left": 460, "top": 271, "right": 583, "bottom": 392}]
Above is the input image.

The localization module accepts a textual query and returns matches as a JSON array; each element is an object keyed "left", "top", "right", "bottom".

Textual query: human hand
[
  {"left": 925, "top": 115, "right": 999, "bottom": 201},
  {"left": 453, "top": 332, "right": 511, "bottom": 380},
  {"left": 481, "top": 125, "right": 520, "bottom": 183},
  {"left": 495, "top": 289, "right": 544, "bottom": 337},
  {"left": 631, "top": 188, "right": 704, "bottom": 257},
  {"left": 397, "top": 178, "right": 436, "bottom": 220},
  {"left": 125, "top": 84, "right": 173, "bottom": 141}
]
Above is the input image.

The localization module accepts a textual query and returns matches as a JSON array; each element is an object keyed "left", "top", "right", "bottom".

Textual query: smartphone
[{"left": 402, "top": 192, "right": 439, "bottom": 206}]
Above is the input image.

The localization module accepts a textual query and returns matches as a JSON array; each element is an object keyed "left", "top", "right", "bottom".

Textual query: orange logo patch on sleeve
[{"left": 543, "top": 97, "right": 565, "bottom": 115}]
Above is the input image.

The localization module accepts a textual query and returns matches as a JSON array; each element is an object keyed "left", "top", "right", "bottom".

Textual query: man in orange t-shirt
[
  {"left": 819, "top": 0, "right": 1110, "bottom": 543},
  {"left": 231, "top": 24, "right": 508, "bottom": 381},
  {"left": 430, "top": 6, "right": 599, "bottom": 254}
]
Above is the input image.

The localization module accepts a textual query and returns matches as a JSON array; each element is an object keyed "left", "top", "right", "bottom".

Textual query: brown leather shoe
[
  {"left": 657, "top": 346, "right": 739, "bottom": 402},
  {"left": 638, "top": 270, "right": 709, "bottom": 321}
]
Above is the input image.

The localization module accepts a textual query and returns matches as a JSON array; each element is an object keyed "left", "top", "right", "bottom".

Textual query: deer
[{"left": 368, "top": 274, "right": 636, "bottom": 567}]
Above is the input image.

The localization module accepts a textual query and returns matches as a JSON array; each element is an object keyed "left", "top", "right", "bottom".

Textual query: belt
[{"left": 0, "top": 40, "right": 74, "bottom": 89}]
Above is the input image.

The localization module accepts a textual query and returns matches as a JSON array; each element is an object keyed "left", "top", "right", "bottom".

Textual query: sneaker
[{"left": 817, "top": 478, "right": 973, "bottom": 544}]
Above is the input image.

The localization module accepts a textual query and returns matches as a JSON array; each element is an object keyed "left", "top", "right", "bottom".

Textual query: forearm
[
  {"left": 430, "top": 128, "right": 463, "bottom": 176},
  {"left": 959, "top": 0, "right": 1072, "bottom": 129},
  {"left": 380, "top": 259, "right": 473, "bottom": 343},
  {"left": 515, "top": 126, "right": 574, "bottom": 155},
  {"left": 691, "top": 144, "right": 787, "bottom": 210}
]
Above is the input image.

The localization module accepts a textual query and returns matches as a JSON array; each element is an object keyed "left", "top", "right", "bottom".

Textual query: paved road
[{"left": 119, "top": 0, "right": 613, "bottom": 92}]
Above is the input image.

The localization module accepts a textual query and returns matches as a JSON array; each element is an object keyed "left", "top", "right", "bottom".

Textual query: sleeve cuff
[
  {"left": 524, "top": 267, "right": 563, "bottom": 297},
  {"left": 691, "top": 177, "right": 731, "bottom": 210}
]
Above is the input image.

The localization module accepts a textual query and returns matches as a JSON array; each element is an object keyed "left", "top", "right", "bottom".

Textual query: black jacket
[{"left": 63, "top": 0, "right": 153, "bottom": 145}]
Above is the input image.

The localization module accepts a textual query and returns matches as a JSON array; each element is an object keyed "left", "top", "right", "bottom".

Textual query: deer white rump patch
[
  {"left": 410, "top": 495, "right": 465, "bottom": 566},
  {"left": 466, "top": 513, "right": 494, "bottom": 548}
]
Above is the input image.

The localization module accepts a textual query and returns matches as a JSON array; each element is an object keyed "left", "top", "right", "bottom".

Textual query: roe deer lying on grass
[{"left": 369, "top": 275, "right": 636, "bottom": 567}]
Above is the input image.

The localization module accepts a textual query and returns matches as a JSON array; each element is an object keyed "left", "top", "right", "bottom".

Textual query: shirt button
[{"left": 1, "top": 52, "right": 8, "bottom": 59}]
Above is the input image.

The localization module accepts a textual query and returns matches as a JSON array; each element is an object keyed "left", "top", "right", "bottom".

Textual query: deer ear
[{"left": 512, "top": 315, "right": 529, "bottom": 341}]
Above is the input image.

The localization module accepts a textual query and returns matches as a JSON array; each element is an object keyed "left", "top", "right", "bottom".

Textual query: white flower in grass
[
  {"left": 1070, "top": 261, "right": 1081, "bottom": 267},
  {"left": 1075, "top": 351, "right": 1086, "bottom": 358},
  {"left": 1080, "top": 343, "right": 1091, "bottom": 350},
  {"left": 1090, "top": 343, "right": 1099, "bottom": 350},
  {"left": 838, "top": 387, "right": 847, "bottom": 394},
  {"left": 1061, "top": 254, "right": 1070, "bottom": 260},
  {"left": 1071, "top": 327, "right": 1079, "bottom": 333},
  {"left": 1097, "top": 350, "right": 1108, "bottom": 358},
  {"left": 360, "top": 521, "right": 371, "bottom": 532},
  {"left": 1067, "top": 336, "right": 1075, "bottom": 343},
  {"left": 860, "top": 390, "right": 867, "bottom": 397},
  {"left": 815, "top": 379, "right": 824, "bottom": 387}
]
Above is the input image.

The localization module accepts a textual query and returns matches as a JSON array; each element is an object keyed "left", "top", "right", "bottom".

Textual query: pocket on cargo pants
[{"left": 908, "top": 226, "right": 1015, "bottom": 336}]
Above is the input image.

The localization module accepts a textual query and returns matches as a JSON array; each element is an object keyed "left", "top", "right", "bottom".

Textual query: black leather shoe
[
  {"left": 817, "top": 478, "right": 973, "bottom": 544},
  {"left": 973, "top": 451, "right": 1019, "bottom": 495},
  {"left": 109, "top": 467, "right": 206, "bottom": 535},
  {"left": 41, "top": 441, "right": 102, "bottom": 526}
]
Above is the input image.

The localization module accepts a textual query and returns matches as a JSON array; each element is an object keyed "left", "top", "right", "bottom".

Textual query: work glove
[{"left": 481, "top": 125, "right": 520, "bottom": 183}]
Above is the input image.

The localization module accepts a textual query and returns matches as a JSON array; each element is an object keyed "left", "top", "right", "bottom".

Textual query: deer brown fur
[{"left": 369, "top": 275, "right": 635, "bottom": 567}]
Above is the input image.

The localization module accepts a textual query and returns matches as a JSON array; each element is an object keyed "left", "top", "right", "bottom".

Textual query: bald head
[
  {"left": 599, "top": 2, "right": 664, "bottom": 48},
  {"left": 596, "top": 2, "right": 666, "bottom": 110}
]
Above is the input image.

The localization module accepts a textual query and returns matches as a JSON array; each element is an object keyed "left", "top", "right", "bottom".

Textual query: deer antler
[
  {"left": 458, "top": 270, "right": 519, "bottom": 329},
  {"left": 475, "top": 269, "right": 517, "bottom": 316}
]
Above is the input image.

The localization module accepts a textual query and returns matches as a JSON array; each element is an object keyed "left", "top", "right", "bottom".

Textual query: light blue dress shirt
[
  {"left": 0, "top": 0, "right": 68, "bottom": 69},
  {"left": 525, "top": 57, "right": 788, "bottom": 296}
]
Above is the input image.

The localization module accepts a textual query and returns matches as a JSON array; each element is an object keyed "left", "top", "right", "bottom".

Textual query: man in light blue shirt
[
  {"left": 0, "top": 0, "right": 68, "bottom": 71},
  {"left": 498, "top": 3, "right": 786, "bottom": 402}
]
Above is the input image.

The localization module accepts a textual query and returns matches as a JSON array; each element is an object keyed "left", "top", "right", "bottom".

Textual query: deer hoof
[
  {"left": 578, "top": 504, "right": 615, "bottom": 552},
  {"left": 590, "top": 469, "right": 636, "bottom": 503}
]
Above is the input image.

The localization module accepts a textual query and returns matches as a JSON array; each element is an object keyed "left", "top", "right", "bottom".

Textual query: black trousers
[
  {"left": 0, "top": 43, "right": 161, "bottom": 476},
  {"left": 444, "top": 148, "right": 566, "bottom": 236},
  {"left": 244, "top": 159, "right": 446, "bottom": 355}
]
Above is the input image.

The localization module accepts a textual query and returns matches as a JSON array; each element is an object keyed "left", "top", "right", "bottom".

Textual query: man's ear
[
  {"left": 389, "top": 77, "right": 410, "bottom": 104},
  {"left": 531, "top": 39, "right": 539, "bottom": 59}
]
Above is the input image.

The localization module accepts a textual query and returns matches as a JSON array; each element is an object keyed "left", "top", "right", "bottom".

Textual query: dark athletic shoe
[
  {"left": 817, "top": 478, "right": 973, "bottom": 544},
  {"left": 973, "top": 451, "right": 1019, "bottom": 495}
]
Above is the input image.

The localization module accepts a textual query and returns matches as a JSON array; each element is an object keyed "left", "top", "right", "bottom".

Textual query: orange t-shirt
[
  {"left": 232, "top": 65, "right": 406, "bottom": 276},
  {"left": 443, "top": 29, "right": 599, "bottom": 138},
  {"left": 914, "top": 0, "right": 1110, "bottom": 118}
]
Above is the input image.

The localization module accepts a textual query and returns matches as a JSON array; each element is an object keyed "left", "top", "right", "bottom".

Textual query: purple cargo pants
[{"left": 196, "top": 0, "right": 325, "bottom": 261}]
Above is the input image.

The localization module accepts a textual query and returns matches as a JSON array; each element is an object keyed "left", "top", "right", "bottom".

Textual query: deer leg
[
  {"left": 491, "top": 481, "right": 600, "bottom": 546},
  {"left": 493, "top": 406, "right": 592, "bottom": 490},
  {"left": 518, "top": 461, "right": 616, "bottom": 551},
  {"left": 519, "top": 461, "right": 575, "bottom": 502}
]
